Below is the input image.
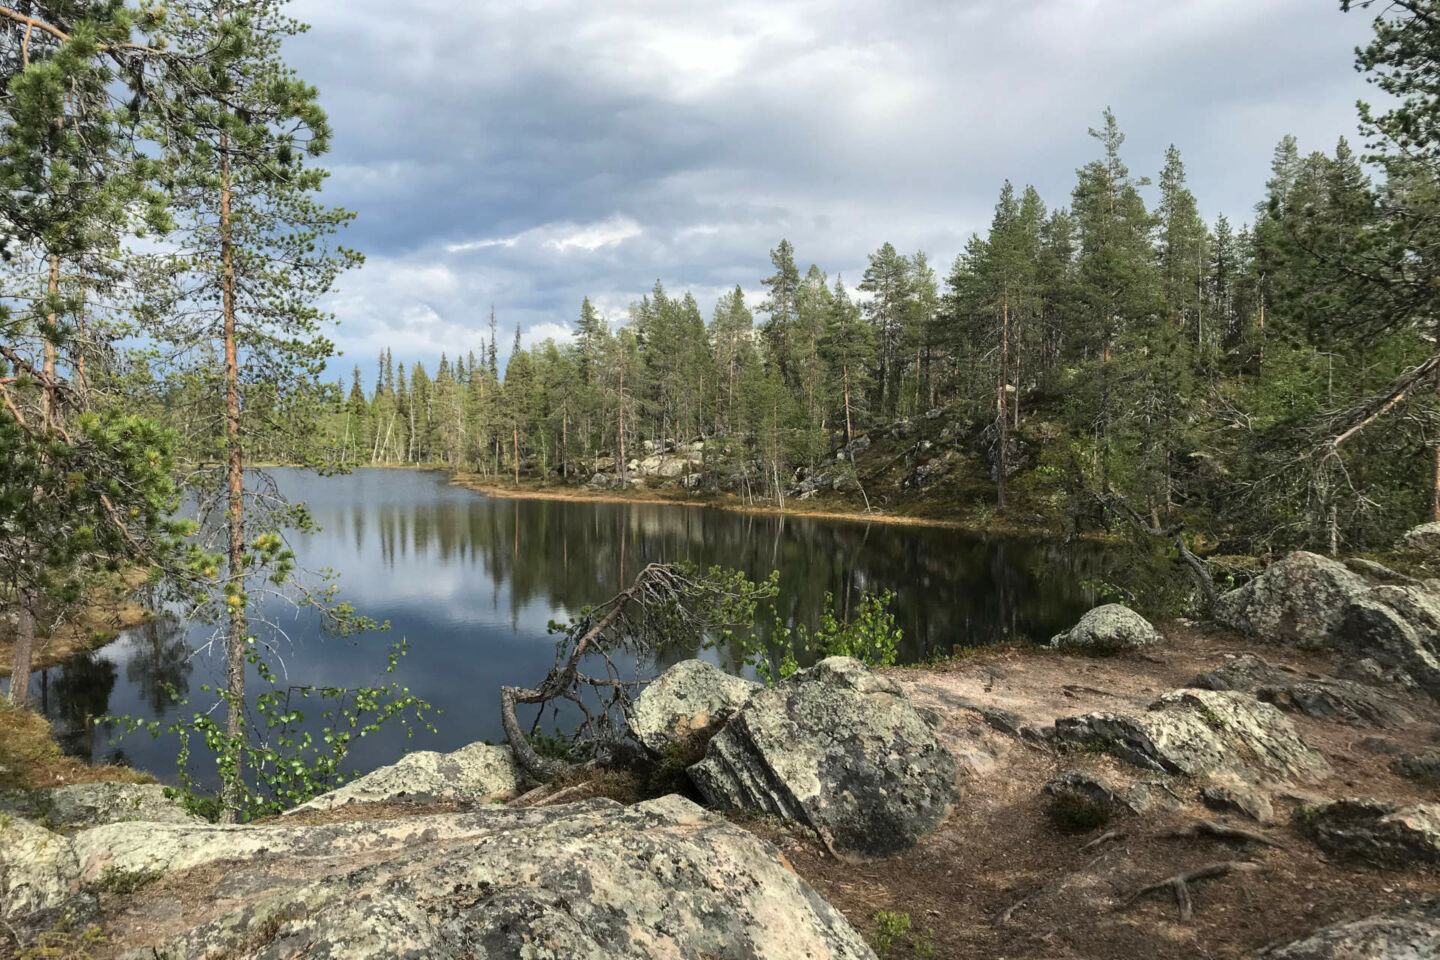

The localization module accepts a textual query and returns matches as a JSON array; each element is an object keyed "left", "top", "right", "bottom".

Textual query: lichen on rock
[
  {"left": 285, "top": 741, "right": 528, "bottom": 815},
  {"left": 688, "top": 656, "right": 958, "bottom": 858},
  {"left": 1049, "top": 604, "right": 1165, "bottom": 655},
  {"left": 626, "top": 659, "right": 757, "bottom": 755}
]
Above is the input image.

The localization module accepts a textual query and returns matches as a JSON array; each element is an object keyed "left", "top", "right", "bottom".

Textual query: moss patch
[{"left": 0, "top": 701, "right": 152, "bottom": 791}]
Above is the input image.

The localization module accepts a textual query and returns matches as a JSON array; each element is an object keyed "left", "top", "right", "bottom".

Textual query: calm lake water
[{"left": 25, "top": 468, "right": 1113, "bottom": 784}]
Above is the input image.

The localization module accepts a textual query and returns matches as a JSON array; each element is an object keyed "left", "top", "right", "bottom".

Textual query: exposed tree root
[
  {"left": 1162, "top": 820, "right": 1286, "bottom": 849},
  {"left": 1124, "top": 860, "right": 1262, "bottom": 922},
  {"left": 1079, "top": 829, "right": 1126, "bottom": 852}
]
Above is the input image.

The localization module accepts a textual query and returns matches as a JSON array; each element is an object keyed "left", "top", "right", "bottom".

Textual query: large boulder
[
  {"left": 1401, "top": 521, "right": 1440, "bottom": 552},
  {"left": 1340, "top": 585, "right": 1440, "bottom": 699},
  {"left": 286, "top": 741, "right": 527, "bottom": 815},
  {"left": 1055, "top": 688, "right": 1330, "bottom": 782},
  {"left": 1049, "top": 604, "right": 1165, "bottom": 654},
  {"left": 1191, "top": 654, "right": 1414, "bottom": 729},
  {"left": 1214, "top": 552, "right": 1440, "bottom": 700},
  {"left": 0, "top": 782, "right": 198, "bottom": 828},
  {"left": 627, "top": 659, "right": 757, "bottom": 755},
  {"left": 19, "top": 796, "right": 876, "bottom": 959},
  {"left": 1258, "top": 898, "right": 1440, "bottom": 959},
  {"left": 1305, "top": 798, "right": 1440, "bottom": 865},
  {"left": 1213, "top": 551, "right": 1367, "bottom": 647},
  {"left": 689, "top": 657, "right": 958, "bottom": 858}
]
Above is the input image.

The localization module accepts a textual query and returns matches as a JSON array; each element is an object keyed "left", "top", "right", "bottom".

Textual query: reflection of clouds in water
[{"left": 48, "top": 467, "right": 1118, "bottom": 786}]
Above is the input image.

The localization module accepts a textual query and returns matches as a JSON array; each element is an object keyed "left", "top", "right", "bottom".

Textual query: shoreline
[
  {"left": 446, "top": 471, "right": 1076, "bottom": 538},
  {"left": 0, "top": 569, "right": 153, "bottom": 679}
]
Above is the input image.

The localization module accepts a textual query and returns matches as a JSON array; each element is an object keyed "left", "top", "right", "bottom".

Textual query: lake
[{"left": 25, "top": 467, "right": 1113, "bottom": 785}]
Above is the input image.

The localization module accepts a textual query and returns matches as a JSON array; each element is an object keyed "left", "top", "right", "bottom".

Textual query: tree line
[{"left": 336, "top": 94, "right": 1440, "bottom": 554}]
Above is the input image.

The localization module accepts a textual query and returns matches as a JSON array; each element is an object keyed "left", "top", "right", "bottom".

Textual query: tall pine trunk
[
  {"left": 8, "top": 595, "right": 34, "bottom": 707},
  {"left": 220, "top": 132, "right": 247, "bottom": 824}
]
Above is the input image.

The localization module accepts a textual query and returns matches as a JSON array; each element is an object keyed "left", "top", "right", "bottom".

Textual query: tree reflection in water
[{"left": 37, "top": 469, "right": 1165, "bottom": 782}]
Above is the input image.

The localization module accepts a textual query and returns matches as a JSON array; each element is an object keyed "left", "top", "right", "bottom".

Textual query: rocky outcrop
[
  {"left": 627, "top": 659, "right": 757, "bottom": 755},
  {"left": 1305, "top": 798, "right": 1440, "bottom": 865},
  {"left": 1201, "top": 782, "right": 1275, "bottom": 824},
  {"left": 1213, "top": 552, "right": 1440, "bottom": 700},
  {"left": 1401, "top": 521, "right": 1440, "bottom": 552},
  {"left": 1191, "top": 654, "right": 1414, "bottom": 729},
  {"left": 1055, "top": 688, "right": 1330, "bottom": 782},
  {"left": 1391, "top": 748, "right": 1440, "bottom": 787},
  {"left": 1213, "top": 552, "right": 1367, "bottom": 647},
  {"left": 689, "top": 657, "right": 958, "bottom": 858},
  {"left": 285, "top": 741, "right": 527, "bottom": 815},
  {"left": 1259, "top": 898, "right": 1440, "bottom": 959},
  {"left": 1049, "top": 604, "right": 1165, "bottom": 654},
  {"left": 0, "top": 782, "right": 198, "bottom": 828},
  {"left": 7, "top": 796, "right": 876, "bottom": 959}
]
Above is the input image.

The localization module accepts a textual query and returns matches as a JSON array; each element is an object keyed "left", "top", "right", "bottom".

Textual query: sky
[{"left": 283, "top": 0, "right": 1380, "bottom": 376}]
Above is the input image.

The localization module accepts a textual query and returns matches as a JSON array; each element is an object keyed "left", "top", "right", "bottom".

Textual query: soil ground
[{"left": 741, "top": 624, "right": 1440, "bottom": 959}]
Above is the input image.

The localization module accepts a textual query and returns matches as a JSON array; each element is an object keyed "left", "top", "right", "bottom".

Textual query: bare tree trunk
[
  {"left": 513, "top": 422, "right": 520, "bottom": 483},
  {"left": 8, "top": 597, "right": 34, "bottom": 707},
  {"left": 220, "top": 132, "right": 247, "bottom": 824},
  {"left": 996, "top": 296, "right": 1009, "bottom": 509},
  {"left": 618, "top": 368, "right": 627, "bottom": 484}
]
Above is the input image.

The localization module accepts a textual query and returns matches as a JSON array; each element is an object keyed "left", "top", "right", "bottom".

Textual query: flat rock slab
[
  {"left": 0, "top": 782, "right": 198, "bottom": 829},
  {"left": 689, "top": 657, "right": 958, "bottom": 858},
  {"left": 1055, "top": 688, "right": 1330, "bottom": 782},
  {"left": 1258, "top": 896, "right": 1440, "bottom": 959},
  {"left": 64, "top": 795, "right": 875, "bottom": 960},
  {"left": 1306, "top": 798, "right": 1440, "bottom": 865},
  {"left": 1192, "top": 654, "right": 1414, "bottom": 729},
  {"left": 285, "top": 741, "right": 526, "bottom": 814},
  {"left": 627, "top": 659, "right": 758, "bottom": 755},
  {"left": 5, "top": 799, "right": 876, "bottom": 958}
]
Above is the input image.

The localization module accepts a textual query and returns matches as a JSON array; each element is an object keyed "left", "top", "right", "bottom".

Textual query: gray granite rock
[
  {"left": 1401, "top": 521, "right": 1440, "bottom": 552},
  {"left": 10, "top": 797, "right": 876, "bottom": 959},
  {"left": 689, "top": 657, "right": 957, "bottom": 858},
  {"left": 1305, "top": 798, "right": 1440, "bottom": 865},
  {"left": 0, "top": 782, "right": 198, "bottom": 828},
  {"left": 627, "top": 659, "right": 757, "bottom": 755},
  {"left": 1055, "top": 688, "right": 1330, "bottom": 782},
  {"left": 1049, "top": 604, "right": 1165, "bottom": 655},
  {"left": 285, "top": 741, "right": 527, "bottom": 815},
  {"left": 1258, "top": 897, "right": 1440, "bottom": 959},
  {"left": 1191, "top": 654, "right": 1414, "bottom": 729}
]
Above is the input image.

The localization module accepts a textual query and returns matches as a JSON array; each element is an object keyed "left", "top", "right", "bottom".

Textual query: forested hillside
[{"left": 309, "top": 106, "right": 1438, "bottom": 555}]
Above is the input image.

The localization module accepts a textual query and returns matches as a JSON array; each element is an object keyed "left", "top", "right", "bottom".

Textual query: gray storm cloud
[{"left": 286, "top": 0, "right": 1376, "bottom": 371}]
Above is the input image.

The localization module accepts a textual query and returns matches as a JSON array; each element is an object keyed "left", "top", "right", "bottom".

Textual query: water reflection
[{"left": 30, "top": 468, "right": 1115, "bottom": 783}]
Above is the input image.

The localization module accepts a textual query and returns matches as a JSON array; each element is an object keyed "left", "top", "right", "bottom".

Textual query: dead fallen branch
[
  {"left": 1124, "top": 860, "right": 1262, "bottom": 922},
  {"left": 1079, "top": 829, "right": 1126, "bottom": 852}
]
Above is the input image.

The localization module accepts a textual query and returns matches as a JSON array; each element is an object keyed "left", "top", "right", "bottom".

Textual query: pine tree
[{"left": 148, "top": 0, "right": 361, "bottom": 820}]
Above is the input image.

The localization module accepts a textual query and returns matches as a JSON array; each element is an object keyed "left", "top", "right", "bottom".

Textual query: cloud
[{"left": 281, "top": 0, "right": 1378, "bottom": 369}]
